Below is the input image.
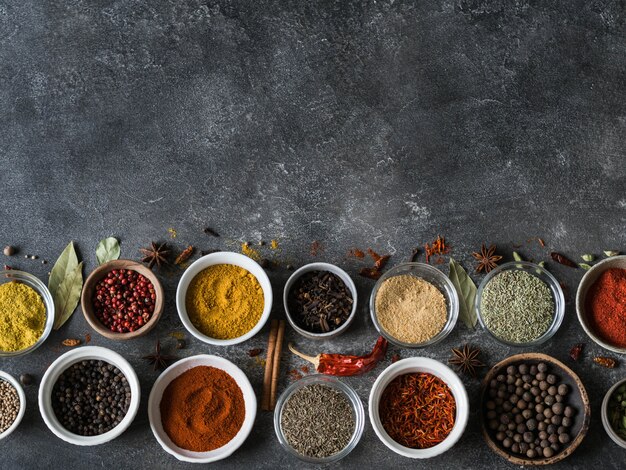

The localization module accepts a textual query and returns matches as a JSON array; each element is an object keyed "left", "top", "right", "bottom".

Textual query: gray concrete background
[{"left": 1, "top": 0, "right": 625, "bottom": 468}]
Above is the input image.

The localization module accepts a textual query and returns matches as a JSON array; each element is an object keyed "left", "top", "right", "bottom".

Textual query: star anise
[
  {"left": 143, "top": 340, "right": 176, "bottom": 371},
  {"left": 472, "top": 243, "right": 503, "bottom": 273},
  {"left": 139, "top": 242, "right": 171, "bottom": 269},
  {"left": 449, "top": 344, "right": 485, "bottom": 377}
]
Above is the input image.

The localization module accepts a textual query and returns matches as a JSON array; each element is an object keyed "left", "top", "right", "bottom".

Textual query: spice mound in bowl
[
  {"left": 580, "top": 264, "right": 626, "bottom": 352},
  {"left": 0, "top": 373, "right": 25, "bottom": 440},
  {"left": 186, "top": 264, "right": 263, "bottom": 340},
  {"left": 160, "top": 366, "right": 245, "bottom": 452},
  {"left": 369, "top": 263, "right": 458, "bottom": 348},
  {"left": 0, "top": 281, "right": 46, "bottom": 352},
  {"left": 481, "top": 353, "right": 590, "bottom": 465},
  {"left": 285, "top": 264, "right": 356, "bottom": 338},
  {"left": 82, "top": 260, "right": 164, "bottom": 340},
  {"left": 51, "top": 360, "right": 131, "bottom": 436},
  {"left": 368, "top": 357, "right": 469, "bottom": 459},
  {"left": 274, "top": 375, "right": 365, "bottom": 463},
  {"left": 39, "top": 346, "right": 141, "bottom": 446},
  {"left": 148, "top": 354, "right": 257, "bottom": 463},
  {"left": 380, "top": 372, "right": 456, "bottom": 449},
  {"left": 177, "top": 252, "right": 273, "bottom": 346},
  {"left": 477, "top": 262, "right": 564, "bottom": 347}
]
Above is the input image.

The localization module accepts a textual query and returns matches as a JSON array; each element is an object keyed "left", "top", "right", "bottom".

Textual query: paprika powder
[
  {"left": 160, "top": 366, "right": 245, "bottom": 452},
  {"left": 585, "top": 268, "right": 626, "bottom": 348}
]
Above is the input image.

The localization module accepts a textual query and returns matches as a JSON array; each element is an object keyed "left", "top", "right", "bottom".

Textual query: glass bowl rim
[
  {"left": 475, "top": 261, "right": 565, "bottom": 347},
  {"left": 369, "top": 262, "right": 459, "bottom": 348},
  {"left": 0, "top": 270, "right": 55, "bottom": 357},
  {"left": 273, "top": 373, "right": 365, "bottom": 463}
]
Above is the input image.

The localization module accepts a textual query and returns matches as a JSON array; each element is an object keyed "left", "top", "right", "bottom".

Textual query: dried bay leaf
[
  {"left": 449, "top": 258, "right": 477, "bottom": 329},
  {"left": 48, "top": 241, "right": 78, "bottom": 296},
  {"left": 53, "top": 261, "right": 83, "bottom": 330},
  {"left": 96, "top": 237, "right": 120, "bottom": 265}
]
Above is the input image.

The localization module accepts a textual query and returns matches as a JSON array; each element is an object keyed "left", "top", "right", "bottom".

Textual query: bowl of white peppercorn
[
  {"left": 0, "top": 371, "right": 26, "bottom": 441},
  {"left": 38, "top": 346, "right": 140, "bottom": 446}
]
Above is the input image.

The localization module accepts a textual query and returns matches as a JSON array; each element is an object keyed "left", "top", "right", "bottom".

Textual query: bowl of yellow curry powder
[
  {"left": 176, "top": 252, "right": 272, "bottom": 346},
  {"left": 0, "top": 270, "right": 54, "bottom": 357}
]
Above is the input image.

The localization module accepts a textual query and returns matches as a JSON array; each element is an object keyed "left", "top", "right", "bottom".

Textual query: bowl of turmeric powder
[
  {"left": 0, "top": 270, "right": 54, "bottom": 357},
  {"left": 176, "top": 251, "right": 272, "bottom": 346}
]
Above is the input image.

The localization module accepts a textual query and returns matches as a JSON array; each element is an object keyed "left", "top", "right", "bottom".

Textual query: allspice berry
[{"left": 3, "top": 246, "right": 15, "bottom": 256}]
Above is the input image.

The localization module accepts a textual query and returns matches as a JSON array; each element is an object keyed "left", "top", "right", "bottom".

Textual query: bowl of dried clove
[{"left": 284, "top": 263, "right": 358, "bottom": 340}]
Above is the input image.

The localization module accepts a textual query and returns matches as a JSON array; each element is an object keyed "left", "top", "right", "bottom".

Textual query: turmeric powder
[
  {"left": 0, "top": 282, "right": 46, "bottom": 351},
  {"left": 185, "top": 264, "right": 264, "bottom": 339}
]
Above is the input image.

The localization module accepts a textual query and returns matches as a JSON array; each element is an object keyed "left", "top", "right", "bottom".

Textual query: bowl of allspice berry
[{"left": 480, "top": 353, "right": 590, "bottom": 466}]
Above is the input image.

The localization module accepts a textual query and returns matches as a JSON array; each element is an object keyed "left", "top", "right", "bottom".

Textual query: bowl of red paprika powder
[
  {"left": 148, "top": 354, "right": 256, "bottom": 463},
  {"left": 576, "top": 255, "right": 626, "bottom": 354}
]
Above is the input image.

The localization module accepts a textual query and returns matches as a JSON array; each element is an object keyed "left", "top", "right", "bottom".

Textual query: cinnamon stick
[
  {"left": 269, "top": 320, "right": 286, "bottom": 410},
  {"left": 261, "top": 319, "right": 279, "bottom": 411}
]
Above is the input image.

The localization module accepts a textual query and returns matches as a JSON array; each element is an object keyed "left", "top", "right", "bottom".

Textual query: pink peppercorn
[{"left": 92, "top": 269, "right": 155, "bottom": 333}]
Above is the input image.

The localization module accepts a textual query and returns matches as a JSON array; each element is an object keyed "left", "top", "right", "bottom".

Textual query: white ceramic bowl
[
  {"left": 368, "top": 357, "right": 469, "bottom": 458},
  {"left": 601, "top": 377, "right": 626, "bottom": 449},
  {"left": 148, "top": 354, "right": 256, "bottom": 463},
  {"left": 283, "top": 262, "right": 358, "bottom": 340},
  {"left": 576, "top": 255, "right": 626, "bottom": 354},
  {"left": 38, "top": 346, "right": 140, "bottom": 446},
  {"left": 0, "top": 371, "right": 26, "bottom": 441},
  {"left": 176, "top": 251, "right": 273, "bottom": 346}
]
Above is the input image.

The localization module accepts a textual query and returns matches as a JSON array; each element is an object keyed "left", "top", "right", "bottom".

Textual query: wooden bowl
[
  {"left": 480, "top": 353, "right": 590, "bottom": 466},
  {"left": 81, "top": 259, "right": 164, "bottom": 340}
]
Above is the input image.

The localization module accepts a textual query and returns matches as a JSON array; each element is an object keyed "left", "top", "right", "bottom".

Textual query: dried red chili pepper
[
  {"left": 593, "top": 356, "right": 617, "bottom": 368},
  {"left": 569, "top": 343, "right": 584, "bottom": 361},
  {"left": 247, "top": 348, "right": 263, "bottom": 357},
  {"left": 550, "top": 252, "right": 577, "bottom": 268},
  {"left": 288, "top": 336, "right": 388, "bottom": 376}
]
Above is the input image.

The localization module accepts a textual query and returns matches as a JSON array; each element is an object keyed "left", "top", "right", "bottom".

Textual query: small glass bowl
[
  {"left": 476, "top": 261, "right": 565, "bottom": 347},
  {"left": 0, "top": 270, "right": 55, "bottom": 357},
  {"left": 369, "top": 263, "right": 459, "bottom": 348},
  {"left": 274, "top": 374, "right": 365, "bottom": 463}
]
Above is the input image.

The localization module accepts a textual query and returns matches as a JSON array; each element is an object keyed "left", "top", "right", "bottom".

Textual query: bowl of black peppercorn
[
  {"left": 38, "top": 346, "right": 140, "bottom": 446},
  {"left": 480, "top": 353, "right": 590, "bottom": 466},
  {"left": 284, "top": 263, "right": 357, "bottom": 340}
]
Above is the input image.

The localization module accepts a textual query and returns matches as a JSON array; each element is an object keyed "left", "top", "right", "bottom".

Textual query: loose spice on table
[
  {"left": 288, "top": 270, "right": 353, "bottom": 333},
  {"left": 51, "top": 360, "right": 131, "bottom": 436},
  {"left": 281, "top": 383, "right": 355, "bottom": 459},
  {"left": 185, "top": 264, "right": 264, "bottom": 340},
  {"left": 480, "top": 270, "right": 554, "bottom": 343},
  {"left": 485, "top": 362, "right": 577, "bottom": 459},
  {"left": 380, "top": 372, "right": 456, "bottom": 449},
  {"left": 375, "top": 275, "right": 447, "bottom": 344},
  {"left": 0, "top": 379, "right": 20, "bottom": 433},
  {"left": 288, "top": 336, "right": 387, "bottom": 376},
  {"left": 92, "top": 269, "right": 156, "bottom": 333},
  {"left": 585, "top": 268, "right": 626, "bottom": 348},
  {"left": 0, "top": 281, "right": 46, "bottom": 352},
  {"left": 160, "top": 366, "right": 245, "bottom": 452}
]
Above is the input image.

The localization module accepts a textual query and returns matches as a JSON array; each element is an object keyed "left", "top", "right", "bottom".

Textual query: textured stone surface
[{"left": 0, "top": 0, "right": 625, "bottom": 468}]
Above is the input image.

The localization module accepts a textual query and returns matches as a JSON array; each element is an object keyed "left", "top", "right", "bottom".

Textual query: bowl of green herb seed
[
  {"left": 476, "top": 262, "right": 565, "bottom": 347},
  {"left": 602, "top": 378, "right": 626, "bottom": 449}
]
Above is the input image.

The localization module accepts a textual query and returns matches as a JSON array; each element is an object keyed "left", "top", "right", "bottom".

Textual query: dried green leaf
[
  {"left": 96, "top": 237, "right": 120, "bottom": 265},
  {"left": 581, "top": 254, "right": 594, "bottom": 262},
  {"left": 48, "top": 242, "right": 79, "bottom": 297},
  {"left": 604, "top": 250, "right": 619, "bottom": 257},
  {"left": 513, "top": 251, "right": 523, "bottom": 262},
  {"left": 579, "top": 263, "right": 592, "bottom": 270},
  {"left": 53, "top": 262, "right": 83, "bottom": 330},
  {"left": 449, "top": 258, "right": 477, "bottom": 329}
]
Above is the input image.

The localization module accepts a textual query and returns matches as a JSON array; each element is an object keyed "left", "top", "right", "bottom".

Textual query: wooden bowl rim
[
  {"left": 480, "top": 352, "right": 590, "bottom": 466},
  {"left": 81, "top": 259, "right": 164, "bottom": 340}
]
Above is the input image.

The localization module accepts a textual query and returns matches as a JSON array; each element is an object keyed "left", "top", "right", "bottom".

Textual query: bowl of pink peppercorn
[{"left": 81, "top": 260, "right": 164, "bottom": 340}]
